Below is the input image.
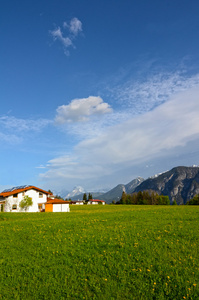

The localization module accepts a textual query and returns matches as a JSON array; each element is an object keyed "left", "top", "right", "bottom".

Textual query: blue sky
[{"left": 1, "top": 0, "right": 199, "bottom": 194}]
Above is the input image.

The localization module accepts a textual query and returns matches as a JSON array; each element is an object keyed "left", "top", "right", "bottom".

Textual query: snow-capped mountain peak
[{"left": 66, "top": 186, "right": 85, "bottom": 199}]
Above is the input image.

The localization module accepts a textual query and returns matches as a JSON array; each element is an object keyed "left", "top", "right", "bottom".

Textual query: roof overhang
[{"left": 0, "top": 186, "right": 52, "bottom": 198}]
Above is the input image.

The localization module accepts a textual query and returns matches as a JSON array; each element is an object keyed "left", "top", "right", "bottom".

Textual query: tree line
[
  {"left": 186, "top": 194, "right": 199, "bottom": 205},
  {"left": 83, "top": 193, "right": 93, "bottom": 202},
  {"left": 116, "top": 190, "right": 170, "bottom": 205}
]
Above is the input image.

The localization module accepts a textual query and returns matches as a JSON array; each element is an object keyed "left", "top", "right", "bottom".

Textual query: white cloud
[
  {"left": 35, "top": 165, "right": 47, "bottom": 169},
  {"left": 69, "top": 18, "right": 82, "bottom": 35},
  {"left": 55, "top": 96, "right": 112, "bottom": 124},
  {"left": 41, "top": 85, "right": 199, "bottom": 189},
  {"left": 50, "top": 17, "right": 82, "bottom": 55},
  {"left": 47, "top": 155, "right": 78, "bottom": 168},
  {"left": 0, "top": 131, "right": 22, "bottom": 144},
  {"left": 110, "top": 70, "right": 199, "bottom": 115},
  {"left": 0, "top": 116, "right": 52, "bottom": 146},
  {"left": 0, "top": 116, "right": 51, "bottom": 132},
  {"left": 76, "top": 86, "right": 199, "bottom": 164},
  {"left": 50, "top": 27, "right": 73, "bottom": 48}
]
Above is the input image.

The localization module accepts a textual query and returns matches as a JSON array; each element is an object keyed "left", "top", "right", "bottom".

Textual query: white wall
[
  {"left": 4, "top": 189, "right": 48, "bottom": 212},
  {"left": 61, "top": 204, "right": 70, "bottom": 212},
  {"left": 52, "top": 204, "right": 70, "bottom": 212}
]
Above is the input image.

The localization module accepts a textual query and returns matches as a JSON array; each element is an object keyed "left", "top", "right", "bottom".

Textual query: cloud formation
[
  {"left": 50, "top": 17, "right": 82, "bottom": 55},
  {"left": 0, "top": 116, "right": 51, "bottom": 132},
  {"left": 0, "top": 131, "right": 22, "bottom": 144},
  {"left": 77, "top": 87, "right": 199, "bottom": 164},
  {"left": 55, "top": 96, "right": 112, "bottom": 124},
  {"left": 0, "top": 116, "right": 51, "bottom": 145},
  {"left": 63, "top": 18, "right": 82, "bottom": 35},
  {"left": 41, "top": 85, "right": 199, "bottom": 189},
  {"left": 110, "top": 70, "right": 199, "bottom": 115}
]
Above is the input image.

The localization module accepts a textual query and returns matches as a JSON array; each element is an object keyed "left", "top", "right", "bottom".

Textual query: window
[
  {"left": 0, "top": 204, "right": 4, "bottom": 212},
  {"left": 39, "top": 192, "right": 43, "bottom": 198},
  {"left": 12, "top": 204, "right": 17, "bottom": 210},
  {"left": 13, "top": 193, "right": 18, "bottom": 198},
  {"left": 38, "top": 204, "right": 44, "bottom": 212}
]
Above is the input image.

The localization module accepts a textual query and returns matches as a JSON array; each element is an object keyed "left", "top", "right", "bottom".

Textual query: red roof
[
  {"left": 46, "top": 198, "right": 70, "bottom": 204},
  {"left": 89, "top": 199, "right": 105, "bottom": 202},
  {"left": 0, "top": 186, "right": 52, "bottom": 198}
]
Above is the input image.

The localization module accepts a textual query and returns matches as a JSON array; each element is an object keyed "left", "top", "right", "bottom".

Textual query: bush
[
  {"left": 19, "top": 196, "right": 33, "bottom": 211},
  {"left": 187, "top": 195, "right": 199, "bottom": 205}
]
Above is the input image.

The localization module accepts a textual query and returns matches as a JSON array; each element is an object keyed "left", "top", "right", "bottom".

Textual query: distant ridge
[
  {"left": 99, "top": 177, "right": 144, "bottom": 204},
  {"left": 60, "top": 166, "right": 199, "bottom": 205},
  {"left": 134, "top": 166, "right": 199, "bottom": 204},
  {"left": 67, "top": 177, "right": 144, "bottom": 203}
]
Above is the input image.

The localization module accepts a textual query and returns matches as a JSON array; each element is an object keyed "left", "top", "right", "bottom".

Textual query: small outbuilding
[
  {"left": 45, "top": 198, "right": 70, "bottom": 212},
  {"left": 87, "top": 199, "right": 106, "bottom": 205},
  {"left": 71, "top": 200, "right": 84, "bottom": 205}
]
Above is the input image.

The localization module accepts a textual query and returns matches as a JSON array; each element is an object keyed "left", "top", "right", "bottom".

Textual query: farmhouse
[
  {"left": 0, "top": 185, "right": 70, "bottom": 213},
  {"left": 71, "top": 200, "right": 84, "bottom": 205},
  {"left": 87, "top": 199, "right": 106, "bottom": 205}
]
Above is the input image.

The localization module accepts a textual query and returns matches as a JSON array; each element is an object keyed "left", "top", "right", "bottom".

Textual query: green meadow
[{"left": 0, "top": 206, "right": 198, "bottom": 300}]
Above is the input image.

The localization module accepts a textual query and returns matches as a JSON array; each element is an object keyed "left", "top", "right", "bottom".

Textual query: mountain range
[
  {"left": 134, "top": 166, "right": 199, "bottom": 204},
  {"left": 99, "top": 177, "right": 145, "bottom": 203},
  {"left": 64, "top": 166, "right": 199, "bottom": 204}
]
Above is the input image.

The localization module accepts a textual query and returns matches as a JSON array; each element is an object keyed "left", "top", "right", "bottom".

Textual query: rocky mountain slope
[
  {"left": 62, "top": 166, "right": 199, "bottom": 204},
  {"left": 68, "top": 192, "right": 104, "bottom": 201},
  {"left": 99, "top": 177, "right": 144, "bottom": 203},
  {"left": 67, "top": 177, "right": 144, "bottom": 203},
  {"left": 134, "top": 166, "right": 199, "bottom": 204},
  {"left": 65, "top": 186, "right": 85, "bottom": 199}
]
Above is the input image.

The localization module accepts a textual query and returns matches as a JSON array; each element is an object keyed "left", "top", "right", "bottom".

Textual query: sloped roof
[
  {"left": 46, "top": 198, "right": 70, "bottom": 204},
  {"left": 88, "top": 199, "right": 106, "bottom": 202},
  {"left": 0, "top": 186, "right": 52, "bottom": 198}
]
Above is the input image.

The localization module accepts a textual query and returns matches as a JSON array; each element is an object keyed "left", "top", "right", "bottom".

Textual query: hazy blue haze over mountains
[
  {"left": 134, "top": 166, "right": 199, "bottom": 205},
  {"left": 65, "top": 166, "right": 199, "bottom": 204}
]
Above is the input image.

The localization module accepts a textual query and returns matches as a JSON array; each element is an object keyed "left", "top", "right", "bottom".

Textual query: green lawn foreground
[{"left": 0, "top": 206, "right": 198, "bottom": 300}]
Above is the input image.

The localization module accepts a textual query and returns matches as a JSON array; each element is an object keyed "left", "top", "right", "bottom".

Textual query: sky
[{"left": 1, "top": 0, "right": 199, "bottom": 194}]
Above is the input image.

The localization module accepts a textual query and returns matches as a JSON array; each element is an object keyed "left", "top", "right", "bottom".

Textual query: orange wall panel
[{"left": 45, "top": 203, "right": 53, "bottom": 212}]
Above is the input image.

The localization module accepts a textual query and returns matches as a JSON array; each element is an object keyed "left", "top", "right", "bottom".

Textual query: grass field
[{"left": 0, "top": 205, "right": 198, "bottom": 299}]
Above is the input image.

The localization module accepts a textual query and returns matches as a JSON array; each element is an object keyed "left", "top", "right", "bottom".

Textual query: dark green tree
[
  {"left": 120, "top": 191, "right": 127, "bottom": 204},
  {"left": 88, "top": 193, "right": 93, "bottom": 200},
  {"left": 157, "top": 195, "right": 170, "bottom": 205},
  {"left": 83, "top": 193, "right": 87, "bottom": 201},
  {"left": 137, "top": 191, "right": 144, "bottom": 204},
  {"left": 130, "top": 193, "right": 137, "bottom": 205},
  {"left": 187, "top": 195, "right": 199, "bottom": 205},
  {"left": 55, "top": 195, "right": 64, "bottom": 200}
]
